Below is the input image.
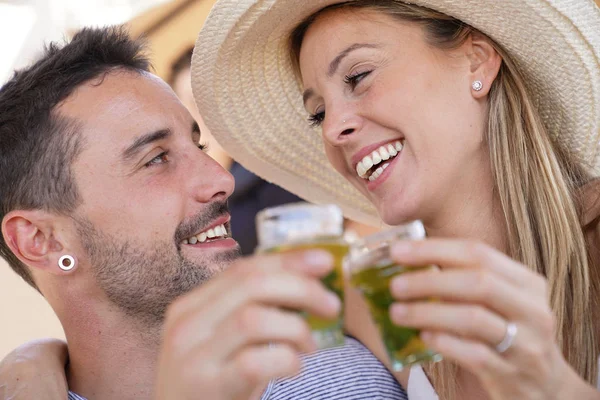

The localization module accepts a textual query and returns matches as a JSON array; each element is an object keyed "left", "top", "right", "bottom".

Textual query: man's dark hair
[{"left": 0, "top": 26, "right": 151, "bottom": 290}]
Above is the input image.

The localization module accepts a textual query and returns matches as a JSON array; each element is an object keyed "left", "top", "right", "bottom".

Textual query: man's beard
[{"left": 74, "top": 202, "right": 241, "bottom": 326}]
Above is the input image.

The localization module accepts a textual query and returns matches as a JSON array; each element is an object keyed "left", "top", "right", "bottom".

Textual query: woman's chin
[{"left": 377, "top": 203, "right": 419, "bottom": 227}]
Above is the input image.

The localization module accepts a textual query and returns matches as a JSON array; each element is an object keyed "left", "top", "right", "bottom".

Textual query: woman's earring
[
  {"left": 472, "top": 80, "right": 483, "bottom": 92},
  {"left": 58, "top": 255, "right": 76, "bottom": 271}
]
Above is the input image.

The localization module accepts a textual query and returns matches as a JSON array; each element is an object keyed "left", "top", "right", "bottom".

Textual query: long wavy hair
[{"left": 289, "top": 1, "right": 599, "bottom": 399}]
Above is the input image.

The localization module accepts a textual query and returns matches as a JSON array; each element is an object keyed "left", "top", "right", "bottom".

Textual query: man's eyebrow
[
  {"left": 328, "top": 43, "right": 379, "bottom": 77},
  {"left": 122, "top": 129, "right": 171, "bottom": 162}
]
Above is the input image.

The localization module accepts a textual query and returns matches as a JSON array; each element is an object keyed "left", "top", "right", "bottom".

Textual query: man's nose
[{"left": 190, "top": 152, "right": 235, "bottom": 203}]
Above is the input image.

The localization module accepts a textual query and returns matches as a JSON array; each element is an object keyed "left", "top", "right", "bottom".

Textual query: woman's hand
[
  {"left": 0, "top": 338, "right": 69, "bottom": 400},
  {"left": 387, "top": 239, "right": 594, "bottom": 400}
]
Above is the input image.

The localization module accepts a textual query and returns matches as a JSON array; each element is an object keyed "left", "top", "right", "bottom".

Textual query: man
[
  {"left": 169, "top": 49, "right": 303, "bottom": 255},
  {"left": 0, "top": 27, "right": 407, "bottom": 399}
]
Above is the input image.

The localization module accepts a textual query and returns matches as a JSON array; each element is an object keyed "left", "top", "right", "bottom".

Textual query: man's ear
[
  {"left": 2, "top": 210, "right": 77, "bottom": 275},
  {"left": 466, "top": 31, "right": 503, "bottom": 98}
]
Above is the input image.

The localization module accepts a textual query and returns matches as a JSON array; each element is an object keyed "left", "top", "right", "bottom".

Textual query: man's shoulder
[
  {"left": 68, "top": 337, "right": 408, "bottom": 400},
  {"left": 262, "top": 336, "right": 408, "bottom": 400},
  {"left": 68, "top": 392, "right": 87, "bottom": 400}
]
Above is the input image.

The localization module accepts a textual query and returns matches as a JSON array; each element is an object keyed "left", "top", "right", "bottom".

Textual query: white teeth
[
  {"left": 369, "top": 165, "right": 386, "bottom": 182},
  {"left": 184, "top": 224, "right": 227, "bottom": 244},
  {"left": 382, "top": 163, "right": 390, "bottom": 170},
  {"left": 371, "top": 151, "right": 382, "bottom": 165},
  {"left": 362, "top": 156, "right": 374, "bottom": 170},
  {"left": 356, "top": 140, "right": 403, "bottom": 179},
  {"left": 379, "top": 147, "right": 390, "bottom": 160},
  {"left": 387, "top": 144, "right": 397, "bottom": 156},
  {"left": 356, "top": 162, "right": 367, "bottom": 177}
]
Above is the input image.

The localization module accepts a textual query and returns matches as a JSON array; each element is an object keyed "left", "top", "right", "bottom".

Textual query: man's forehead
[{"left": 57, "top": 71, "right": 180, "bottom": 145}]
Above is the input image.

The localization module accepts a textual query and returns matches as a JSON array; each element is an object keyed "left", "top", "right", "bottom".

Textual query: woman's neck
[
  {"left": 423, "top": 178, "right": 509, "bottom": 254},
  {"left": 420, "top": 173, "right": 508, "bottom": 400}
]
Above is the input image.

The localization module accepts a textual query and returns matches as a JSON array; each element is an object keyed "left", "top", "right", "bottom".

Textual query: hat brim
[{"left": 192, "top": 0, "right": 600, "bottom": 226}]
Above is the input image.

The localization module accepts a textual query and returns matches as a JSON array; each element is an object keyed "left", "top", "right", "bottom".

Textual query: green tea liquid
[
  {"left": 351, "top": 262, "right": 441, "bottom": 370},
  {"left": 267, "top": 240, "right": 347, "bottom": 349}
]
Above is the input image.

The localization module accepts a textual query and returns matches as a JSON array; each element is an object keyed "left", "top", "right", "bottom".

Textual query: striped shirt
[{"left": 68, "top": 337, "right": 407, "bottom": 399}]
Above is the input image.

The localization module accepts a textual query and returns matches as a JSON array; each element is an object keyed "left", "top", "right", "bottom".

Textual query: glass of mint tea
[
  {"left": 348, "top": 220, "right": 442, "bottom": 370},
  {"left": 255, "top": 203, "right": 348, "bottom": 349}
]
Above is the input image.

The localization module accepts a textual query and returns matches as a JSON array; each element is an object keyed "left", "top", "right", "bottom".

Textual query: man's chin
[
  {"left": 184, "top": 243, "right": 241, "bottom": 272},
  {"left": 216, "top": 243, "right": 242, "bottom": 264}
]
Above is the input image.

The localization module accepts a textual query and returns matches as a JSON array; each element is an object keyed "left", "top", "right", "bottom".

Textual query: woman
[
  {"left": 186, "top": 0, "right": 600, "bottom": 398},
  {"left": 2, "top": 0, "right": 599, "bottom": 399}
]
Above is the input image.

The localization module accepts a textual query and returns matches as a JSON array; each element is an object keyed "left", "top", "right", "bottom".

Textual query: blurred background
[{"left": 0, "top": 0, "right": 378, "bottom": 359}]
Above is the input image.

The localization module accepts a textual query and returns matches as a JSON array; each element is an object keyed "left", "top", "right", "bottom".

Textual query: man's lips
[
  {"left": 196, "top": 214, "right": 231, "bottom": 236},
  {"left": 180, "top": 214, "right": 231, "bottom": 245}
]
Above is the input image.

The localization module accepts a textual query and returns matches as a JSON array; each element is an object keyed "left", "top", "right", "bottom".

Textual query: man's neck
[{"left": 63, "top": 304, "right": 161, "bottom": 400}]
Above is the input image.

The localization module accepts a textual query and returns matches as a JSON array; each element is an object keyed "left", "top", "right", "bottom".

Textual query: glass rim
[
  {"left": 348, "top": 220, "right": 425, "bottom": 273},
  {"left": 352, "top": 220, "right": 425, "bottom": 248},
  {"left": 255, "top": 202, "right": 342, "bottom": 220}
]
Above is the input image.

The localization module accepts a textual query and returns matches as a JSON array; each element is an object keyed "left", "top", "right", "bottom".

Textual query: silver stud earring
[
  {"left": 58, "top": 255, "right": 76, "bottom": 272},
  {"left": 472, "top": 80, "right": 483, "bottom": 91}
]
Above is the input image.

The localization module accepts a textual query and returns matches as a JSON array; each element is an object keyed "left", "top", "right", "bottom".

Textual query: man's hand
[
  {"left": 0, "top": 338, "right": 69, "bottom": 400},
  {"left": 154, "top": 250, "right": 340, "bottom": 400}
]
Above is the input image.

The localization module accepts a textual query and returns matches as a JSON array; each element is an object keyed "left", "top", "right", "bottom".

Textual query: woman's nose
[{"left": 321, "top": 110, "right": 360, "bottom": 146}]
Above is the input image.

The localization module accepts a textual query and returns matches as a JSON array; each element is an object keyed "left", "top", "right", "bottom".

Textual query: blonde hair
[{"left": 290, "top": 1, "right": 599, "bottom": 399}]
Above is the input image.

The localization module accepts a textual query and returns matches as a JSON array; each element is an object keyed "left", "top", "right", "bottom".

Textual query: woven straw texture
[{"left": 192, "top": 0, "right": 600, "bottom": 226}]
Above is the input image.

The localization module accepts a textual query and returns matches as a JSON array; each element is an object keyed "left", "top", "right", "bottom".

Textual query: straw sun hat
[{"left": 191, "top": 0, "right": 600, "bottom": 226}]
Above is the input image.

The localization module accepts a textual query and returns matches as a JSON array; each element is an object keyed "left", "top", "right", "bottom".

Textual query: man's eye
[
  {"left": 344, "top": 70, "right": 372, "bottom": 90},
  {"left": 308, "top": 111, "right": 325, "bottom": 127},
  {"left": 145, "top": 151, "right": 170, "bottom": 167}
]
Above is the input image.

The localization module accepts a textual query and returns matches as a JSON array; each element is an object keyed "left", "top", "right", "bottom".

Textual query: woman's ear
[
  {"left": 466, "top": 31, "right": 503, "bottom": 98},
  {"left": 2, "top": 210, "right": 78, "bottom": 275}
]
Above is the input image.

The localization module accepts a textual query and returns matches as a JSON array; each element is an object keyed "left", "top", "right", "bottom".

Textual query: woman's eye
[
  {"left": 145, "top": 151, "right": 170, "bottom": 167},
  {"left": 344, "top": 70, "right": 372, "bottom": 90},
  {"left": 308, "top": 111, "right": 325, "bottom": 127},
  {"left": 198, "top": 142, "right": 209, "bottom": 152}
]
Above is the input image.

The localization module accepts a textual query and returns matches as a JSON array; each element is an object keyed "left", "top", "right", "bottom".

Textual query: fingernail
[
  {"left": 391, "top": 276, "right": 408, "bottom": 295},
  {"left": 327, "top": 292, "right": 341, "bottom": 311},
  {"left": 304, "top": 250, "right": 333, "bottom": 267},
  {"left": 391, "top": 241, "right": 413, "bottom": 258},
  {"left": 391, "top": 303, "right": 408, "bottom": 319},
  {"left": 421, "top": 331, "right": 433, "bottom": 342}
]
